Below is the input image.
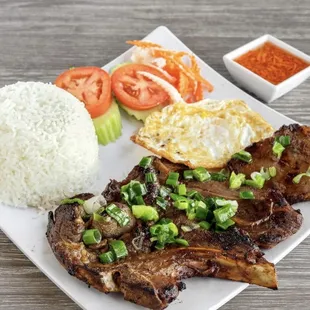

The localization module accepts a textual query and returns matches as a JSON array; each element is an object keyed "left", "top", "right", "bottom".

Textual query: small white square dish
[
  {"left": 1, "top": 26, "right": 310, "bottom": 310},
  {"left": 223, "top": 34, "right": 310, "bottom": 103}
]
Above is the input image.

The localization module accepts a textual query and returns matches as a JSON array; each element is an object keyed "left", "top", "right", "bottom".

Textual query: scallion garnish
[
  {"left": 239, "top": 191, "right": 255, "bottom": 199},
  {"left": 199, "top": 221, "right": 211, "bottom": 230},
  {"left": 276, "top": 135, "right": 291, "bottom": 147},
  {"left": 82, "top": 229, "right": 102, "bottom": 245},
  {"left": 292, "top": 166, "right": 310, "bottom": 184},
  {"left": 232, "top": 150, "right": 252, "bottom": 163},
  {"left": 99, "top": 251, "right": 115, "bottom": 264},
  {"left": 145, "top": 172, "right": 157, "bottom": 183},
  {"left": 210, "top": 169, "right": 229, "bottom": 182},
  {"left": 186, "top": 189, "right": 198, "bottom": 198},
  {"left": 60, "top": 198, "right": 84, "bottom": 205},
  {"left": 135, "top": 195, "right": 145, "bottom": 205},
  {"left": 170, "top": 193, "right": 185, "bottom": 201},
  {"left": 244, "top": 172, "right": 265, "bottom": 189},
  {"left": 110, "top": 240, "right": 128, "bottom": 259},
  {"left": 93, "top": 213, "right": 105, "bottom": 222},
  {"left": 181, "top": 225, "right": 193, "bottom": 232},
  {"left": 272, "top": 141, "right": 285, "bottom": 159},
  {"left": 106, "top": 204, "right": 130, "bottom": 227},
  {"left": 132, "top": 205, "right": 159, "bottom": 222},
  {"left": 139, "top": 156, "right": 152, "bottom": 168},
  {"left": 132, "top": 182, "right": 147, "bottom": 196},
  {"left": 213, "top": 203, "right": 238, "bottom": 224},
  {"left": 216, "top": 218, "right": 235, "bottom": 230},
  {"left": 177, "top": 183, "right": 187, "bottom": 196},
  {"left": 229, "top": 172, "right": 245, "bottom": 189},
  {"left": 175, "top": 238, "right": 189, "bottom": 247},
  {"left": 156, "top": 196, "right": 168, "bottom": 209},
  {"left": 193, "top": 167, "right": 211, "bottom": 182},
  {"left": 166, "top": 172, "right": 180, "bottom": 186},
  {"left": 150, "top": 220, "right": 182, "bottom": 249},
  {"left": 159, "top": 186, "right": 172, "bottom": 198},
  {"left": 174, "top": 199, "right": 189, "bottom": 210},
  {"left": 183, "top": 170, "right": 194, "bottom": 180},
  {"left": 269, "top": 166, "right": 277, "bottom": 177}
]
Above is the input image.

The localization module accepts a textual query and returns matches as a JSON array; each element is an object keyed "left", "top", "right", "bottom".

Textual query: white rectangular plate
[{"left": 1, "top": 26, "right": 310, "bottom": 310}]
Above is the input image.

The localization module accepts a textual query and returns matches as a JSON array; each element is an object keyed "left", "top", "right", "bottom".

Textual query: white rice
[{"left": 0, "top": 82, "right": 99, "bottom": 209}]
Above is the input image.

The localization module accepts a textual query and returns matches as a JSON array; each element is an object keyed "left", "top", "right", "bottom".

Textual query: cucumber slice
[
  {"left": 116, "top": 99, "right": 164, "bottom": 122},
  {"left": 93, "top": 100, "right": 122, "bottom": 146}
]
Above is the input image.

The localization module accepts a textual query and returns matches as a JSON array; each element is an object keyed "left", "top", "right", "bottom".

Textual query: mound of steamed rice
[{"left": 0, "top": 82, "right": 99, "bottom": 209}]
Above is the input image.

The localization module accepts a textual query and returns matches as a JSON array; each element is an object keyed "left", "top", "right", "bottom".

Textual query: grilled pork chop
[
  {"left": 228, "top": 124, "right": 310, "bottom": 204},
  {"left": 47, "top": 196, "right": 277, "bottom": 310},
  {"left": 151, "top": 157, "right": 302, "bottom": 248}
]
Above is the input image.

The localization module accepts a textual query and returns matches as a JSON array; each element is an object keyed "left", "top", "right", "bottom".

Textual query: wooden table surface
[{"left": 1, "top": 0, "right": 310, "bottom": 309}]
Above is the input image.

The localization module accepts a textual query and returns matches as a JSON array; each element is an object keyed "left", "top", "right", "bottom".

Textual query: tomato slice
[
  {"left": 111, "top": 64, "right": 169, "bottom": 110},
  {"left": 55, "top": 67, "right": 111, "bottom": 118}
]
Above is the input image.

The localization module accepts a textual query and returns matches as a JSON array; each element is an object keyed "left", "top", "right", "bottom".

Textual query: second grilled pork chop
[{"left": 228, "top": 124, "right": 310, "bottom": 204}]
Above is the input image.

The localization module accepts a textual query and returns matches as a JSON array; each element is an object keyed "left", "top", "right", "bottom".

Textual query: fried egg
[{"left": 131, "top": 99, "right": 274, "bottom": 169}]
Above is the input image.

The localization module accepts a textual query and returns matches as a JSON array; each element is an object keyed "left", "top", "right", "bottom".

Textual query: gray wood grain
[{"left": 0, "top": 0, "right": 310, "bottom": 309}]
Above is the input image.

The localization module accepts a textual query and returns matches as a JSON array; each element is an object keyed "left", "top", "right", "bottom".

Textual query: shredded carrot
[
  {"left": 194, "top": 82, "right": 204, "bottom": 101},
  {"left": 235, "top": 42, "right": 309, "bottom": 85},
  {"left": 178, "top": 72, "right": 189, "bottom": 98},
  {"left": 127, "top": 40, "right": 214, "bottom": 102},
  {"left": 126, "top": 40, "right": 162, "bottom": 48}
]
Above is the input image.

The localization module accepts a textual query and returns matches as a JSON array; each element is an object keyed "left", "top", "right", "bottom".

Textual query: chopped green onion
[
  {"left": 193, "top": 192, "right": 205, "bottom": 201},
  {"left": 135, "top": 195, "right": 145, "bottom": 205},
  {"left": 181, "top": 225, "right": 193, "bottom": 232},
  {"left": 195, "top": 206, "right": 208, "bottom": 220},
  {"left": 244, "top": 172, "right": 265, "bottom": 189},
  {"left": 260, "top": 167, "right": 271, "bottom": 180},
  {"left": 139, "top": 156, "right": 152, "bottom": 168},
  {"left": 232, "top": 150, "right": 252, "bottom": 163},
  {"left": 106, "top": 204, "right": 130, "bottom": 227},
  {"left": 156, "top": 196, "right": 168, "bottom": 209},
  {"left": 170, "top": 193, "right": 185, "bottom": 201},
  {"left": 166, "top": 172, "right": 180, "bottom": 186},
  {"left": 215, "top": 199, "right": 238, "bottom": 208},
  {"left": 110, "top": 240, "right": 128, "bottom": 259},
  {"left": 269, "top": 166, "right": 277, "bottom": 177},
  {"left": 95, "top": 206, "right": 105, "bottom": 215},
  {"left": 82, "top": 229, "right": 102, "bottom": 245},
  {"left": 272, "top": 141, "right": 285, "bottom": 159},
  {"left": 174, "top": 200, "right": 189, "bottom": 210},
  {"left": 175, "top": 238, "right": 189, "bottom": 247},
  {"left": 216, "top": 218, "right": 235, "bottom": 230},
  {"left": 210, "top": 169, "right": 229, "bottom": 182},
  {"left": 99, "top": 251, "right": 115, "bottom": 264},
  {"left": 60, "top": 198, "right": 84, "bottom": 205},
  {"left": 276, "top": 135, "right": 291, "bottom": 147},
  {"left": 145, "top": 172, "right": 157, "bottom": 183},
  {"left": 229, "top": 172, "right": 245, "bottom": 189},
  {"left": 150, "top": 221, "right": 179, "bottom": 249},
  {"left": 213, "top": 204, "right": 238, "bottom": 224},
  {"left": 177, "top": 183, "right": 187, "bottom": 196},
  {"left": 239, "top": 191, "right": 255, "bottom": 199},
  {"left": 199, "top": 221, "right": 211, "bottom": 230},
  {"left": 193, "top": 167, "right": 211, "bottom": 182},
  {"left": 159, "top": 218, "right": 172, "bottom": 225},
  {"left": 132, "top": 182, "right": 147, "bottom": 196},
  {"left": 159, "top": 186, "right": 172, "bottom": 198},
  {"left": 186, "top": 189, "right": 197, "bottom": 198},
  {"left": 93, "top": 213, "right": 105, "bottom": 222},
  {"left": 132, "top": 205, "right": 159, "bottom": 222},
  {"left": 183, "top": 170, "right": 194, "bottom": 180},
  {"left": 292, "top": 166, "right": 310, "bottom": 184}
]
